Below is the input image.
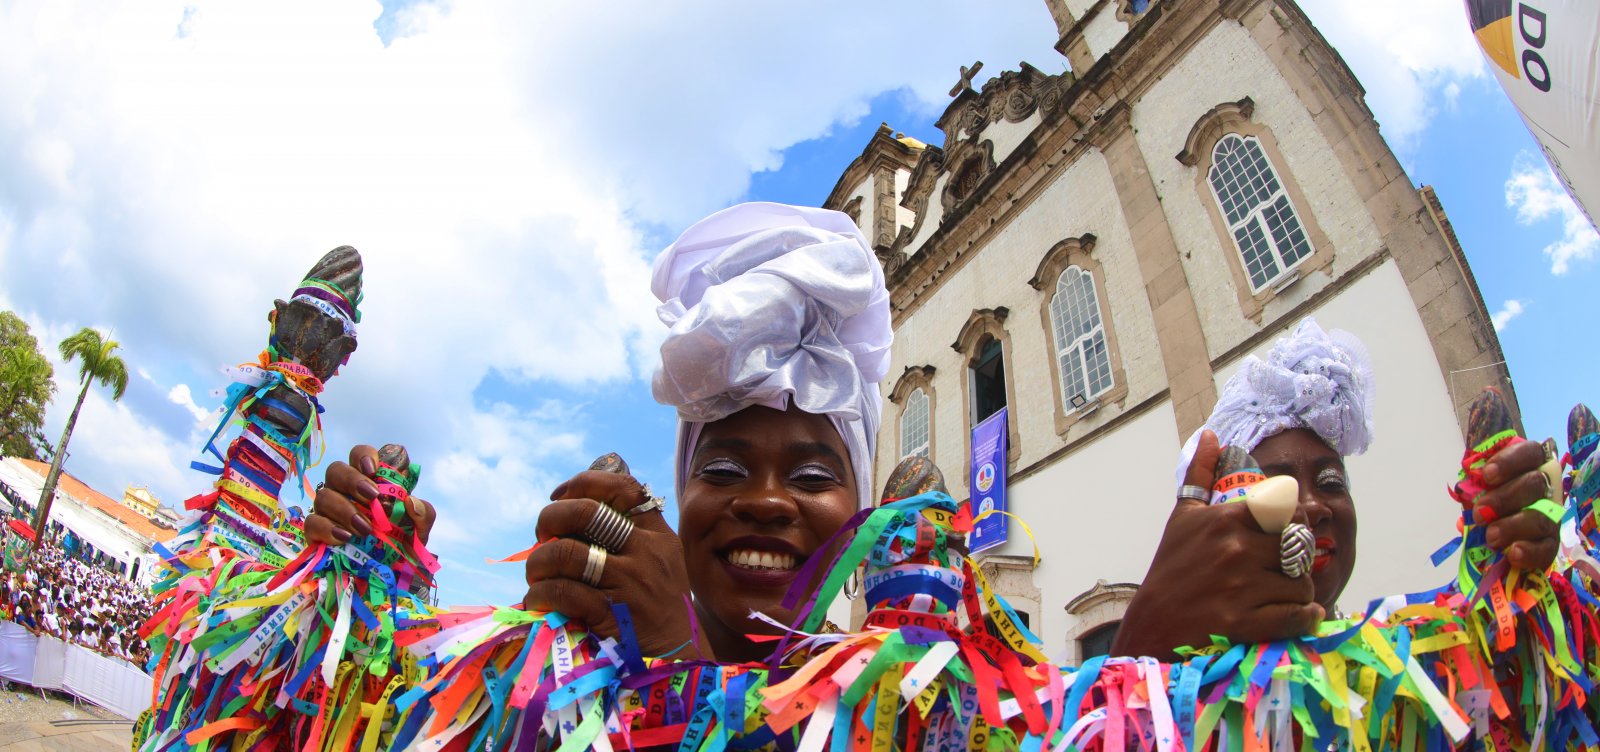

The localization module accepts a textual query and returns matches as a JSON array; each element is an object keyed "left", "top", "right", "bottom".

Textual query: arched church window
[
  {"left": 1207, "top": 134, "right": 1313, "bottom": 291},
  {"left": 1049, "top": 266, "right": 1113, "bottom": 408},
  {"left": 900, "top": 388, "right": 931, "bottom": 459}
]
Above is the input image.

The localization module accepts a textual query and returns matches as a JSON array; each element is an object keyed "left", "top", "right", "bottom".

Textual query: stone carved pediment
[
  {"left": 940, "top": 140, "right": 997, "bottom": 217},
  {"left": 875, "top": 246, "right": 907, "bottom": 280},
  {"left": 939, "top": 63, "right": 1064, "bottom": 151}
]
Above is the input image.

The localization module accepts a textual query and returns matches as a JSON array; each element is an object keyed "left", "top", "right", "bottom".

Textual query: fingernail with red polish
[
  {"left": 1474, "top": 506, "right": 1499, "bottom": 525},
  {"left": 361, "top": 457, "right": 376, "bottom": 476},
  {"left": 358, "top": 479, "right": 379, "bottom": 501},
  {"left": 333, "top": 528, "right": 352, "bottom": 543},
  {"left": 351, "top": 516, "right": 372, "bottom": 537}
]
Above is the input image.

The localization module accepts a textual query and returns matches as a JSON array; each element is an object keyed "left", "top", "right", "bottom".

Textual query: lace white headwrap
[
  {"left": 651, "top": 202, "right": 892, "bottom": 508},
  {"left": 1176, "top": 318, "right": 1375, "bottom": 484}
]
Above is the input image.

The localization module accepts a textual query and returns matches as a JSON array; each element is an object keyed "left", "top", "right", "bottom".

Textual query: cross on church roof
[{"left": 949, "top": 61, "right": 983, "bottom": 98}]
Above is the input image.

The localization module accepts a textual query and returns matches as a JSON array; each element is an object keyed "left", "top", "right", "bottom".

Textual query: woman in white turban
[
  {"left": 312, "top": 202, "right": 891, "bottom": 662},
  {"left": 1113, "top": 318, "right": 1557, "bottom": 658}
]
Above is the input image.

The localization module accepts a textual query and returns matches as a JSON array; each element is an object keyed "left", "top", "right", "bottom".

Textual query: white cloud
[
  {"left": 1490, "top": 299, "right": 1524, "bottom": 331},
  {"left": 0, "top": 0, "right": 1059, "bottom": 604},
  {"left": 1505, "top": 152, "right": 1600, "bottom": 274},
  {"left": 165, "top": 383, "right": 214, "bottom": 425},
  {"left": 1297, "top": 0, "right": 1485, "bottom": 152}
]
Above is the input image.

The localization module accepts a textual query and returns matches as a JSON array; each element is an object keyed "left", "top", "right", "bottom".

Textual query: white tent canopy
[{"left": 0, "top": 458, "right": 153, "bottom": 576}]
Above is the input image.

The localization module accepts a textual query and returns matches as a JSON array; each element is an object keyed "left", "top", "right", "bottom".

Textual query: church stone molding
[
  {"left": 1061, "top": 580, "right": 1139, "bottom": 664},
  {"left": 1176, "top": 96, "right": 1255, "bottom": 166},
  {"left": 975, "top": 554, "right": 1041, "bottom": 629},
  {"left": 940, "top": 140, "right": 997, "bottom": 216},
  {"left": 887, "top": 365, "right": 938, "bottom": 406},
  {"left": 841, "top": 196, "right": 863, "bottom": 226},
  {"left": 951, "top": 307, "right": 1022, "bottom": 467}
]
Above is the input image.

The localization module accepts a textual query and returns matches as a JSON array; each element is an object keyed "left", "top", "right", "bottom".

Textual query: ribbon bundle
[{"left": 139, "top": 387, "right": 1600, "bottom": 750}]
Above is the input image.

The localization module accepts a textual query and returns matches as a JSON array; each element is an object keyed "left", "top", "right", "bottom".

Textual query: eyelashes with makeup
[
  {"left": 697, "top": 458, "right": 747, "bottom": 479},
  {"left": 696, "top": 459, "right": 840, "bottom": 485},
  {"left": 791, "top": 463, "right": 841, "bottom": 484},
  {"left": 1317, "top": 468, "right": 1349, "bottom": 492}
]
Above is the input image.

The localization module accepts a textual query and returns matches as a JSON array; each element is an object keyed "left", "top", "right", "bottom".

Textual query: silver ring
[
  {"left": 581, "top": 543, "right": 606, "bottom": 587},
  {"left": 584, "top": 503, "right": 635, "bottom": 553},
  {"left": 1177, "top": 484, "right": 1209, "bottom": 502},
  {"left": 626, "top": 496, "right": 665, "bottom": 517},
  {"left": 1280, "top": 523, "right": 1314, "bottom": 579}
]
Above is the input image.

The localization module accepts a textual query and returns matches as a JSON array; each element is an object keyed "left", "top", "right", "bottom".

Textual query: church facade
[{"left": 825, "top": 0, "right": 1513, "bottom": 660}]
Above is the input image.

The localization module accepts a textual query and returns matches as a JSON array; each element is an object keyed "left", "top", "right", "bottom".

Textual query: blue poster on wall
[{"left": 968, "top": 407, "right": 1009, "bottom": 554}]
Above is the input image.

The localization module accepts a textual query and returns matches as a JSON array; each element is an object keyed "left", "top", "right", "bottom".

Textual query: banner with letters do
[
  {"left": 1466, "top": 0, "right": 1600, "bottom": 224},
  {"left": 967, "top": 407, "right": 1008, "bottom": 554}
]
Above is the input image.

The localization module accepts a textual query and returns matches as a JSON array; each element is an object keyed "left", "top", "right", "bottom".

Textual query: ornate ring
[
  {"left": 1177, "top": 484, "right": 1209, "bottom": 503},
  {"left": 584, "top": 503, "right": 635, "bottom": 554},
  {"left": 581, "top": 543, "right": 607, "bottom": 588},
  {"left": 1280, "top": 523, "right": 1315, "bottom": 579},
  {"left": 626, "top": 495, "right": 665, "bottom": 517}
]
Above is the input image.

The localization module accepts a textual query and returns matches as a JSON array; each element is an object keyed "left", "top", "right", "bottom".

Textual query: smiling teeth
[{"left": 727, "top": 550, "right": 797, "bottom": 571}]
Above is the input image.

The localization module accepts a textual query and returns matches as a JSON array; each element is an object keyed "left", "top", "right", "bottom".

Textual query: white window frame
[
  {"left": 1207, "top": 134, "right": 1314, "bottom": 292},
  {"left": 900, "top": 388, "right": 931, "bottom": 459},
  {"left": 1049, "top": 266, "right": 1113, "bottom": 409}
]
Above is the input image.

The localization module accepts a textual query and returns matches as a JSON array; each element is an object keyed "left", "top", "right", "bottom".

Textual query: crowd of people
[{"left": 0, "top": 537, "right": 153, "bottom": 668}]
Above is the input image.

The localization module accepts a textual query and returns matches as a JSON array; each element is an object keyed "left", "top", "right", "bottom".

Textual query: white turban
[
  {"left": 1177, "top": 317, "right": 1375, "bottom": 484},
  {"left": 651, "top": 202, "right": 893, "bottom": 508}
]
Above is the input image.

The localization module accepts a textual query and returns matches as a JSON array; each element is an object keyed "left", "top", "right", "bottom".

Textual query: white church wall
[
  {"left": 1131, "top": 20, "right": 1386, "bottom": 360},
  {"left": 894, "top": 169, "right": 916, "bottom": 236},
  {"left": 979, "top": 112, "right": 1043, "bottom": 168},
  {"left": 997, "top": 399, "right": 1181, "bottom": 657},
  {"left": 1208, "top": 258, "right": 1467, "bottom": 615},
  {"left": 1081, "top": 9, "right": 1131, "bottom": 62}
]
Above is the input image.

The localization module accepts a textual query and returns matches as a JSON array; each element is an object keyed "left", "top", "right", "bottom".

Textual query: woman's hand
[
  {"left": 523, "top": 465, "right": 712, "bottom": 660},
  {"left": 1474, "top": 439, "right": 1560, "bottom": 570},
  {"left": 305, "top": 445, "right": 437, "bottom": 546},
  {"left": 1112, "top": 431, "right": 1323, "bottom": 659}
]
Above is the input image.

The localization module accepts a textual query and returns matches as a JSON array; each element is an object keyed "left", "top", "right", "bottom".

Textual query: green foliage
[
  {"left": 0, "top": 311, "right": 56, "bottom": 460},
  {"left": 59, "top": 327, "right": 129, "bottom": 399}
]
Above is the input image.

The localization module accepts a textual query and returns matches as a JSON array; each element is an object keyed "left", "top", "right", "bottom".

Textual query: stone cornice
[{"left": 821, "top": 124, "right": 923, "bottom": 214}]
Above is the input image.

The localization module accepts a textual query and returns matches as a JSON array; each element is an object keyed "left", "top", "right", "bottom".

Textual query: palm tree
[{"left": 33, "top": 328, "right": 128, "bottom": 542}]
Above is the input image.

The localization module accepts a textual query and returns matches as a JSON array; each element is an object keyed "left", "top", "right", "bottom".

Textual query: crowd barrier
[{"left": 0, "top": 620, "right": 152, "bottom": 720}]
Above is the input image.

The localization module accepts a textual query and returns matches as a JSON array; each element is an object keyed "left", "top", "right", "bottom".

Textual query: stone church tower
[{"left": 825, "top": 0, "right": 1512, "bottom": 660}]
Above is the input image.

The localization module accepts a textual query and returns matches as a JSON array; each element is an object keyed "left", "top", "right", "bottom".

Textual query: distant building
[
  {"left": 827, "top": 0, "right": 1513, "bottom": 661},
  {"left": 0, "top": 458, "right": 176, "bottom": 583},
  {"left": 122, "top": 486, "right": 160, "bottom": 518},
  {"left": 120, "top": 486, "right": 178, "bottom": 530}
]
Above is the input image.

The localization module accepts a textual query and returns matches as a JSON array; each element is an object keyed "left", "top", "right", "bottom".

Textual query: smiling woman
[
  {"left": 679, "top": 405, "right": 859, "bottom": 661},
  {"left": 1113, "top": 318, "right": 1559, "bottom": 658},
  {"left": 308, "top": 203, "right": 890, "bottom": 662},
  {"left": 304, "top": 206, "right": 889, "bottom": 669}
]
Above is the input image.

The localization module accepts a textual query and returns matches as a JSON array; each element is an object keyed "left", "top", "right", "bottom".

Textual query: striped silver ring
[{"left": 584, "top": 503, "right": 635, "bottom": 554}]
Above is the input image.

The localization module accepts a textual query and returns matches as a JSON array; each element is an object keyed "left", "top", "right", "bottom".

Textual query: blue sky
[{"left": 0, "top": 1, "right": 1592, "bottom": 608}]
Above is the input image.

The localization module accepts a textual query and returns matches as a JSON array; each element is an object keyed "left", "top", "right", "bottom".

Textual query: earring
[{"left": 844, "top": 568, "right": 862, "bottom": 601}]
